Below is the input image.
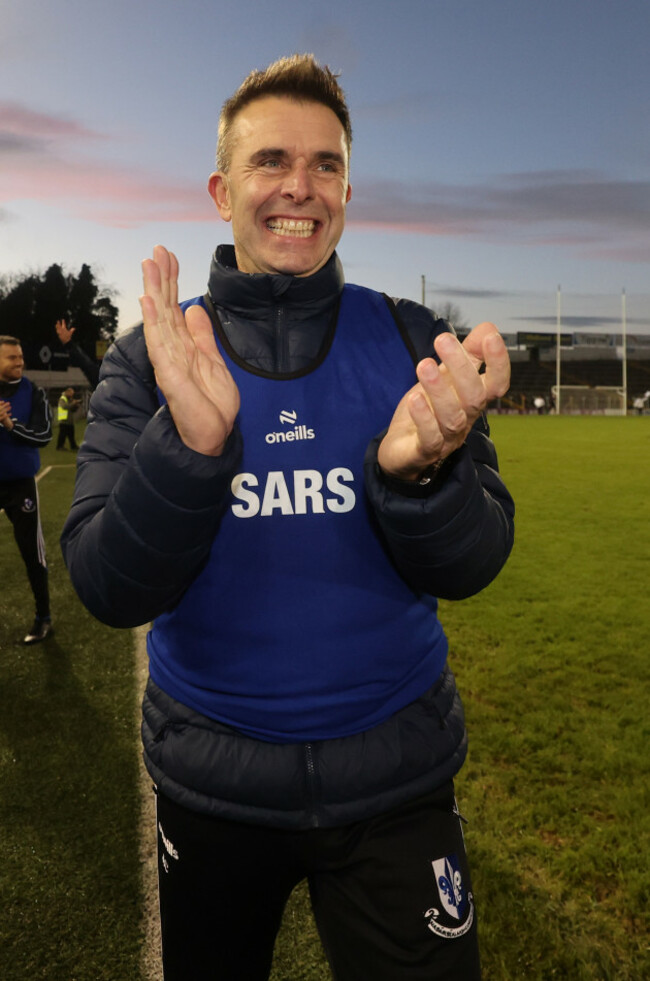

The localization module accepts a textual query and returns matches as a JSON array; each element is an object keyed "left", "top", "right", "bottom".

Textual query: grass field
[{"left": 1, "top": 416, "right": 649, "bottom": 980}]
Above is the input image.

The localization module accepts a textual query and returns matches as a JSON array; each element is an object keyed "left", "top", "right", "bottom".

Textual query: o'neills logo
[{"left": 265, "top": 409, "right": 315, "bottom": 444}]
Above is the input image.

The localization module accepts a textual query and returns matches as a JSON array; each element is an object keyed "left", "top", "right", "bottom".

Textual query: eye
[{"left": 317, "top": 159, "right": 346, "bottom": 176}]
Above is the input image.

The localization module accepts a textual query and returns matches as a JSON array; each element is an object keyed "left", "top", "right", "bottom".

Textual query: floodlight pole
[
  {"left": 555, "top": 285, "right": 562, "bottom": 414},
  {"left": 622, "top": 288, "right": 628, "bottom": 415}
]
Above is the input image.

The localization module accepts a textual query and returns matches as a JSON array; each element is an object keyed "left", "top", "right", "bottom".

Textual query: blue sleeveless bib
[{"left": 148, "top": 284, "right": 448, "bottom": 741}]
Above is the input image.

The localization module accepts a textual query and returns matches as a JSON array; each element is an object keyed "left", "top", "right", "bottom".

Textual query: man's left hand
[
  {"left": 377, "top": 322, "right": 510, "bottom": 481},
  {"left": 0, "top": 400, "right": 15, "bottom": 430},
  {"left": 55, "top": 319, "right": 75, "bottom": 345}
]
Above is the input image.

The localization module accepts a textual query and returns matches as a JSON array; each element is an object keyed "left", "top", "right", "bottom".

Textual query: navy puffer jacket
[{"left": 61, "top": 246, "right": 514, "bottom": 827}]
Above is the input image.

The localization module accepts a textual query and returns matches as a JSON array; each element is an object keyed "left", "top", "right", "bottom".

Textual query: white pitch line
[
  {"left": 35, "top": 461, "right": 162, "bottom": 973},
  {"left": 135, "top": 624, "right": 163, "bottom": 981},
  {"left": 36, "top": 464, "right": 76, "bottom": 482}
]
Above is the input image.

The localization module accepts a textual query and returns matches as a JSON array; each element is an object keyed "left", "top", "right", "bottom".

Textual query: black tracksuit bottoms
[
  {"left": 56, "top": 422, "right": 78, "bottom": 450},
  {"left": 155, "top": 781, "right": 481, "bottom": 981},
  {"left": 0, "top": 477, "right": 50, "bottom": 618}
]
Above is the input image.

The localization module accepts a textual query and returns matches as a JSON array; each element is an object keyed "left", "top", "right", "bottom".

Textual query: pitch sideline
[
  {"left": 34, "top": 466, "right": 162, "bottom": 975},
  {"left": 135, "top": 623, "right": 163, "bottom": 981}
]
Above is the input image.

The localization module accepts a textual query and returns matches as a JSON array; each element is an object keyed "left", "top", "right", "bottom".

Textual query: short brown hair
[
  {"left": 217, "top": 53, "right": 352, "bottom": 172},
  {"left": 0, "top": 335, "right": 21, "bottom": 347}
]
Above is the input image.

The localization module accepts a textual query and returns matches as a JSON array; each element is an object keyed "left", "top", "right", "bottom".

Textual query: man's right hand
[{"left": 140, "top": 245, "right": 240, "bottom": 457}]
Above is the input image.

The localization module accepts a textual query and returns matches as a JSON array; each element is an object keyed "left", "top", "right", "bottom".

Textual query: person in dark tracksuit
[
  {"left": 62, "top": 56, "right": 515, "bottom": 980},
  {"left": 0, "top": 335, "right": 53, "bottom": 644}
]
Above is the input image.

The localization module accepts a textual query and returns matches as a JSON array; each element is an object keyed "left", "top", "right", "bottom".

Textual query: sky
[{"left": 1, "top": 0, "right": 649, "bottom": 339}]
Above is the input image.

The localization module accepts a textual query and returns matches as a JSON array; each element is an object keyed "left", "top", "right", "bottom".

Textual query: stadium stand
[{"left": 492, "top": 352, "right": 650, "bottom": 413}]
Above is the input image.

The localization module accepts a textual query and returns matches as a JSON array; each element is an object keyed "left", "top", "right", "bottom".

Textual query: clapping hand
[
  {"left": 378, "top": 322, "right": 510, "bottom": 481},
  {"left": 0, "top": 400, "right": 14, "bottom": 430},
  {"left": 140, "top": 246, "right": 240, "bottom": 457}
]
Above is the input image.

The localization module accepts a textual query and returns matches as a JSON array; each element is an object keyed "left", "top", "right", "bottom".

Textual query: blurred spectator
[
  {"left": 0, "top": 335, "right": 53, "bottom": 643},
  {"left": 56, "top": 386, "right": 80, "bottom": 450}
]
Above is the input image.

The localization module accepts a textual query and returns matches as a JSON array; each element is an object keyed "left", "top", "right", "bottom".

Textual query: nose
[{"left": 280, "top": 161, "right": 314, "bottom": 203}]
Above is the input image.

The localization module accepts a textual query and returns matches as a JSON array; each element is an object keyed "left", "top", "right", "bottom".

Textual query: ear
[
  {"left": 345, "top": 183, "right": 352, "bottom": 204},
  {"left": 208, "top": 172, "right": 232, "bottom": 222}
]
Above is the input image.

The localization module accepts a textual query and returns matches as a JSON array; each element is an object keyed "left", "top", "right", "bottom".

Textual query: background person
[
  {"left": 62, "top": 55, "right": 515, "bottom": 980},
  {"left": 0, "top": 335, "right": 53, "bottom": 644},
  {"left": 56, "top": 386, "right": 80, "bottom": 450},
  {"left": 54, "top": 318, "right": 101, "bottom": 389}
]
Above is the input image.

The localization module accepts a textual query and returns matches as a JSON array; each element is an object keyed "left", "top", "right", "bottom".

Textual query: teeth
[{"left": 266, "top": 219, "right": 316, "bottom": 237}]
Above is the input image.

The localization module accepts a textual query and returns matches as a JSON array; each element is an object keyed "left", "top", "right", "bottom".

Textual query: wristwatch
[{"left": 416, "top": 459, "right": 446, "bottom": 485}]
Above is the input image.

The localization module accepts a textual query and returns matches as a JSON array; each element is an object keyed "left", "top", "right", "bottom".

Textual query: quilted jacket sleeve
[
  {"left": 60, "top": 325, "right": 242, "bottom": 628},
  {"left": 8, "top": 382, "right": 52, "bottom": 446},
  {"left": 363, "top": 298, "right": 515, "bottom": 599},
  {"left": 64, "top": 341, "right": 101, "bottom": 389}
]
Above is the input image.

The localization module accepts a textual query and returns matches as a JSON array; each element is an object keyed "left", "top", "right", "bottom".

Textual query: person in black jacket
[
  {"left": 54, "top": 318, "right": 101, "bottom": 389},
  {"left": 62, "top": 55, "right": 514, "bottom": 981},
  {"left": 0, "top": 335, "right": 53, "bottom": 643}
]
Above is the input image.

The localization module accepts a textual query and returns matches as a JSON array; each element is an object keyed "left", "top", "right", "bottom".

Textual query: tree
[
  {"left": 428, "top": 301, "right": 468, "bottom": 336},
  {"left": 93, "top": 296, "right": 120, "bottom": 341},
  {"left": 0, "top": 263, "right": 118, "bottom": 368},
  {"left": 0, "top": 274, "right": 40, "bottom": 335},
  {"left": 34, "top": 264, "right": 69, "bottom": 338}
]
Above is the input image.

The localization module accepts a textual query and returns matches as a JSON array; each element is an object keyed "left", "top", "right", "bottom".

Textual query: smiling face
[
  {"left": 0, "top": 343, "right": 24, "bottom": 383},
  {"left": 208, "top": 96, "right": 351, "bottom": 278}
]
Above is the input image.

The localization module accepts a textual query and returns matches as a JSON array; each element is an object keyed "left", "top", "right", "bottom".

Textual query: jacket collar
[{"left": 207, "top": 244, "right": 345, "bottom": 316}]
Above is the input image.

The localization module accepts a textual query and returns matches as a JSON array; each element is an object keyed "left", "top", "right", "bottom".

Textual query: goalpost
[
  {"left": 551, "top": 385, "right": 626, "bottom": 415},
  {"left": 554, "top": 285, "right": 628, "bottom": 415}
]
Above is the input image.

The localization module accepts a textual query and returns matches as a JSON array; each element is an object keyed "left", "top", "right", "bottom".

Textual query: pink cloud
[
  {"left": 0, "top": 101, "right": 104, "bottom": 141},
  {"left": 0, "top": 102, "right": 216, "bottom": 227},
  {"left": 346, "top": 216, "right": 482, "bottom": 237},
  {"left": 0, "top": 155, "right": 215, "bottom": 226},
  {"left": 0, "top": 102, "right": 215, "bottom": 226},
  {"left": 580, "top": 242, "right": 650, "bottom": 264},
  {"left": 1, "top": 102, "right": 647, "bottom": 266},
  {"left": 345, "top": 172, "right": 650, "bottom": 263}
]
